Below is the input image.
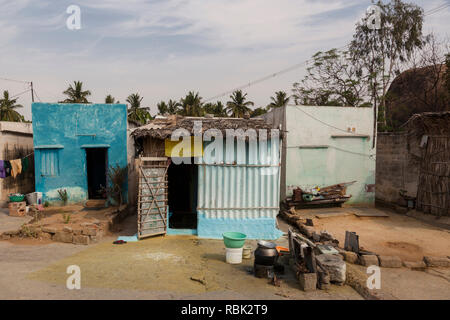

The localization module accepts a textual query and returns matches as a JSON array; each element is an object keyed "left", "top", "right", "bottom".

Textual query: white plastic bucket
[
  {"left": 226, "top": 247, "right": 243, "bottom": 264},
  {"left": 26, "top": 192, "right": 43, "bottom": 205}
]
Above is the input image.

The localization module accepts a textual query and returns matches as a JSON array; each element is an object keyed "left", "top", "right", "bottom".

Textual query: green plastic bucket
[{"left": 222, "top": 232, "right": 247, "bottom": 248}]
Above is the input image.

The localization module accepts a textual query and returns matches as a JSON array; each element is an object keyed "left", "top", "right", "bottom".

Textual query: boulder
[{"left": 316, "top": 253, "right": 346, "bottom": 284}]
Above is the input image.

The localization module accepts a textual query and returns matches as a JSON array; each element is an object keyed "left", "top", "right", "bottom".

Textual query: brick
[
  {"left": 54, "top": 231, "right": 73, "bottom": 243},
  {"left": 73, "top": 235, "right": 90, "bottom": 245},
  {"left": 423, "top": 256, "right": 450, "bottom": 268},
  {"left": 298, "top": 272, "right": 317, "bottom": 291},
  {"left": 403, "top": 261, "right": 427, "bottom": 270},
  {"left": 1, "top": 234, "right": 11, "bottom": 240},
  {"left": 359, "top": 254, "right": 379, "bottom": 266},
  {"left": 343, "top": 251, "right": 358, "bottom": 264},
  {"left": 379, "top": 255, "right": 402, "bottom": 268}
]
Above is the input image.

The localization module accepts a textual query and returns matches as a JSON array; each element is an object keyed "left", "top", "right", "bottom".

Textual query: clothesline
[{"left": 0, "top": 152, "right": 33, "bottom": 179}]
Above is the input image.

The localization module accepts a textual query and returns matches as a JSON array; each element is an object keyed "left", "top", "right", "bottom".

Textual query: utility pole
[{"left": 30, "top": 81, "right": 35, "bottom": 103}]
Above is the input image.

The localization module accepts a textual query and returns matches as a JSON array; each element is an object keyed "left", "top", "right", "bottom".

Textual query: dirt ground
[
  {"left": 0, "top": 216, "right": 362, "bottom": 300},
  {"left": 294, "top": 207, "right": 450, "bottom": 262}
]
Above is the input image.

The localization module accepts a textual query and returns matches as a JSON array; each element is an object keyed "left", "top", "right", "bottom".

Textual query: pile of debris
[{"left": 285, "top": 181, "right": 355, "bottom": 208}]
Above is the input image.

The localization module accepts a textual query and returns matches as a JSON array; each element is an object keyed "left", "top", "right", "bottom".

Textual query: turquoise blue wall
[
  {"left": 285, "top": 106, "right": 376, "bottom": 204},
  {"left": 32, "top": 103, "right": 128, "bottom": 204}
]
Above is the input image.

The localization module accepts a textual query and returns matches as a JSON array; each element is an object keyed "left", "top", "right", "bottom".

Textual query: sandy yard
[{"left": 292, "top": 206, "right": 450, "bottom": 262}]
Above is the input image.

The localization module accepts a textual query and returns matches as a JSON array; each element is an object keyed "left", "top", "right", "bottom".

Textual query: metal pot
[{"left": 254, "top": 241, "right": 278, "bottom": 266}]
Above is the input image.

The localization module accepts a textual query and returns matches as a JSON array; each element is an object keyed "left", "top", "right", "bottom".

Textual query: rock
[
  {"left": 42, "top": 226, "right": 56, "bottom": 234},
  {"left": 299, "top": 224, "right": 314, "bottom": 238},
  {"left": 81, "top": 222, "right": 94, "bottom": 227},
  {"left": 395, "top": 205, "right": 408, "bottom": 214},
  {"left": 378, "top": 255, "right": 402, "bottom": 268},
  {"left": 82, "top": 228, "right": 97, "bottom": 236},
  {"left": 63, "top": 226, "right": 72, "bottom": 233},
  {"left": 306, "top": 219, "right": 314, "bottom": 226},
  {"left": 316, "top": 254, "right": 346, "bottom": 284},
  {"left": 320, "top": 230, "right": 334, "bottom": 241},
  {"left": 73, "top": 235, "right": 90, "bottom": 245},
  {"left": 403, "top": 261, "right": 427, "bottom": 270},
  {"left": 359, "top": 254, "right": 379, "bottom": 266},
  {"left": 423, "top": 256, "right": 450, "bottom": 268},
  {"left": 1, "top": 233, "right": 11, "bottom": 240},
  {"left": 3, "top": 229, "right": 20, "bottom": 235},
  {"left": 342, "top": 251, "right": 358, "bottom": 264},
  {"left": 72, "top": 228, "right": 83, "bottom": 235},
  {"left": 312, "top": 232, "right": 321, "bottom": 242},
  {"left": 39, "top": 232, "right": 52, "bottom": 240},
  {"left": 297, "top": 272, "right": 317, "bottom": 291},
  {"left": 54, "top": 231, "right": 73, "bottom": 243}
]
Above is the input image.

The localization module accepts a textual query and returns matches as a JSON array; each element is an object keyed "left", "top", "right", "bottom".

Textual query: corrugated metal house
[
  {"left": 131, "top": 115, "right": 283, "bottom": 239},
  {"left": 262, "top": 105, "right": 375, "bottom": 205},
  {"left": 32, "top": 103, "right": 128, "bottom": 205}
]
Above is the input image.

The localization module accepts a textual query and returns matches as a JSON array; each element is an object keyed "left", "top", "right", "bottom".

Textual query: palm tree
[
  {"left": 226, "top": 90, "right": 254, "bottom": 118},
  {"left": 61, "top": 81, "right": 91, "bottom": 103},
  {"left": 0, "top": 90, "right": 24, "bottom": 121},
  {"left": 204, "top": 101, "right": 227, "bottom": 117},
  {"left": 105, "top": 94, "right": 119, "bottom": 104},
  {"left": 126, "top": 93, "right": 151, "bottom": 124},
  {"left": 157, "top": 101, "right": 168, "bottom": 115},
  {"left": 268, "top": 91, "right": 290, "bottom": 109},
  {"left": 167, "top": 99, "right": 181, "bottom": 114},
  {"left": 179, "top": 91, "right": 203, "bottom": 117}
]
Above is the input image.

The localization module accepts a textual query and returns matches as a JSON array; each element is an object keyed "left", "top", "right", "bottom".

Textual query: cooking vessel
[{"left": 254, "top": 241, "right": 278, "bottom": 266}]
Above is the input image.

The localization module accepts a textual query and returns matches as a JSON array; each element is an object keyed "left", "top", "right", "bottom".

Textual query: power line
[
  {"left": 0, "top": 77, "right": 30, "bottom": 84},
  {"left": 10, "top": 89, "right": 31, "bottom": 99},
  {"left": 204, "top": 3, "right": 450, "bottom": 103}
]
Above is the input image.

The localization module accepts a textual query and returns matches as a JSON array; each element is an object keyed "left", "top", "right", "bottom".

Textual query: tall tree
[
  {"left": 157, "top": 101, "right": 168, "bottom": 115},
  {"left": 292, "top": 49, "right": 369, "bottom": 107},
  {"left": 0, "top": 90, "right": 24, "bottom": 121},
  {"left": 350, "top": 0, "right": 426, "bottom": 131},
  {"left": 61, "top": 81, "right": 91, "bottom": 103},
  {"left": 268, "top": 91, "right": 290, "bottom": 109},
  {"left": 126, "top": 93, "right": 152, "bottom": 124},
  {"left": 105, "top": 94, "right": 119, "bottom": 104},
  {"left": 226, "top": 90, "right": 254, "bottom": 118},
  {"left": 167, "top": 99, "right": 181, "bottom": 114},
  {"left": 250, "top": 107, "right": 268, "bottom": 117},
  {"left": 179, "top": 91, "right": 204, "bottom": 117}
]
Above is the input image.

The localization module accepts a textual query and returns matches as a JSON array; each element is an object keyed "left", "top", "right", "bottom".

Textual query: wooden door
[{"left": 137, "top": 157, "right": 170, "bottom": 239}]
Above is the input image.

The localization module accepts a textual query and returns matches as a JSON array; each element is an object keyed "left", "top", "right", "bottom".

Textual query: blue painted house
[{"left": 32, "top": 103, "right": 128, "bottom": 205}]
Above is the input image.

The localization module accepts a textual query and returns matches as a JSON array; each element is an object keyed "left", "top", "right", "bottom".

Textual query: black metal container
[{"left": 254, "top": 241, "right": 278, "bottom": 266}]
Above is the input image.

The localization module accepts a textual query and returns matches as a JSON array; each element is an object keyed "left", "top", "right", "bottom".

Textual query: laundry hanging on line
[{"left": 0, "top": 152, "right": 33, "bottom": 179}]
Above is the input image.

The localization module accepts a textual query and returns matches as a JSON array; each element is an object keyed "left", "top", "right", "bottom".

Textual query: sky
[{"left": 0, "top": 0, "right": 449, "bottom": 120}]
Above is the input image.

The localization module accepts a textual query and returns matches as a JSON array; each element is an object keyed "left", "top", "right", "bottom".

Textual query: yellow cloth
[{"left": 10, "top": 159, "right": 22, "bottom": 178}]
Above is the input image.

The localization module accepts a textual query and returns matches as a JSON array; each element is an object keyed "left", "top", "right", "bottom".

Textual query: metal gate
[{"left": 137, "top": 157, "right": 170, "bottom": 239}]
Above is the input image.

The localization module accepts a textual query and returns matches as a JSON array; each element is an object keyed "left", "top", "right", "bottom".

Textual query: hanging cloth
[
  {"left": 4, "top": 161, "right": 12, "bottom": 177},
  {"left": 21, "top": 157, "right": 29, "bottom": 173},
  {"left": 0, "top": 160, "right": 5, "bottom": 178},
  {"left": 10, "top": 159, "right": 22, "bottom": 178}
]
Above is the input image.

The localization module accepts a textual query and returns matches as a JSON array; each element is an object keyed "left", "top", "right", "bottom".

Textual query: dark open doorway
[
  {"left": 86, "top": 148, "right": 108, "bottom": 199},
  {"left": 168, "top": 159, "right": 198, "bottom": 229}
]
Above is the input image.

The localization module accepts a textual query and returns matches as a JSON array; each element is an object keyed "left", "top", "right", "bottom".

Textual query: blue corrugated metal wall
[{"left": 197, "top": 137, "right": 283, "bottom": 239}]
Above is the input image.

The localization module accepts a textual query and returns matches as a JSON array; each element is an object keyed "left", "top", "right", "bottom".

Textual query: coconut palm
[
  {"left": 204, "top": 101, "right": 227, "bottom": 117},
  {"left": 61, "top": 81, "right": 91, "bottom": 103},
  {"left": 268, "top": 91, "right": 290, "bottom": 109},
  {"left": 167, "top": 99, "right": 181, "bottom": 114},
  {"left": 0, "top": 90, "right": 24, "bottom": 121},
  {"left": 126, "top": 93, "right": 151, "bottom": 124},
  {"left": 226, "top": 90, "right": 254, "bottom": 118},
  {"left": 179, "top": 91, "right": 204, "bottom": 117},
  {"left": 105, "top": 94, "right": 119, "bottom": 104},
  {"left": 157, "top": 101, "right": 168, "bottom": 115}
]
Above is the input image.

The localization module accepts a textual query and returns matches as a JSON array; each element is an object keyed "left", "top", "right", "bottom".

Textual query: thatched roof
[
  {"left": 131, "top": 115, "right": 277, "bottom": 140},
  {"left": 406, "top": 111, "right": 450, "bottom": 135}
]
